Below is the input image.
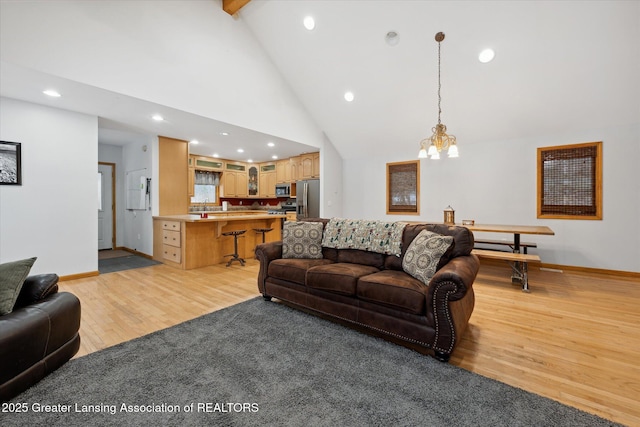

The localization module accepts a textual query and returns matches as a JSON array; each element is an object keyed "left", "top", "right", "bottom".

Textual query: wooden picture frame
[
  {"left": 0, "top": 141, "right": 22, "bottom": 185},
  {"left": 386, "top": 160, "right": 419, "bottom": 215}
]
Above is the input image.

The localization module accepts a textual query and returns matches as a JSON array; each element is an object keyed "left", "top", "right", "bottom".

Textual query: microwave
[{"left": 275, "top": 183, "right": 290, "bottom": 197}]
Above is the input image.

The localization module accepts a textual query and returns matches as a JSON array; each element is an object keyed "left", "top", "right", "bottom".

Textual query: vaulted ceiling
[
  {"left": 1, "top": 1, "right": 638, "bottom": 162},
  {"left": 239, "top": 1, "right": 639, "bottom": 160}
]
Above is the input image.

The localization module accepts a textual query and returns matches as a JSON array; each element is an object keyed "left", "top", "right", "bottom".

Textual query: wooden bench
[
  {"left": 471, "top": 249, "right": 541, "bottom": 292},
  {"left": 474, "top": 239, "right": 537, "bottom": 254}
]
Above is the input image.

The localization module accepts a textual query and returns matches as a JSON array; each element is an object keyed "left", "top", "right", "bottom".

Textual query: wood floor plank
[{"left": 58, "top": 259, "right": 640, "bottom": 426}]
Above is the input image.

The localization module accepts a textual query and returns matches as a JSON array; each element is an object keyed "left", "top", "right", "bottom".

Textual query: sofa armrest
[
  {"left": 254, "top": 241, "right": 283, "bottom": 294},
  {"left": 428, "top": 254, "right": 479, "bottom": 302},
  {"left": 14, "top": 274, "right": 59, "bottom": 309},
  {"left": 426, "top": 254, "right": 479, "bottom": 356}
]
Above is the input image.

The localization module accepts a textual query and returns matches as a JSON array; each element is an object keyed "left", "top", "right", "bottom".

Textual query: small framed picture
[{"left": 0, "top": 141, "right": 22, "bottom": 185}]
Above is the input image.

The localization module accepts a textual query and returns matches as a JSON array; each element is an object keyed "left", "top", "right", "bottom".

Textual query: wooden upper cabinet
[
  {"left": 312, "top": 152, "right": 320, "bottom": 178},
  {"left": 300, "top": 152, "right": 319, "bottom": 179},
  {"left": 259, "top": 163, "right": 276, "bottom": 197},
  {"left": 220, "top": 162, "right": 247, "bottom": 197},
  {"left": 276, "top": 159, "right": 291, "bottom": 183},
  {"left": 290, "top": 156, "right": 301, "bottom": 181},
  {"left": 159, "top": 136, "right": 189, "bottom": 215},
  {"left": 192, "top": 156, "right": 224, "bottom": 171}
]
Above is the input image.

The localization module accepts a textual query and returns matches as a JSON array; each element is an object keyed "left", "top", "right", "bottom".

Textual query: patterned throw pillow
[
  {"left": 282, "top": 221, "right": 324, "bottom": 259},
  {"left": 402, "top": 230, "right": 454, "bottom": 285},
  {"left": 0, "top": 257, "right": 37, "bottom": 315}
]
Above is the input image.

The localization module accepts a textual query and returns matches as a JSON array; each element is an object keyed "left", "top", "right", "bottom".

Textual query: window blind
[{"left": 540, "top": 145, "right": 597, "bottom": 216}]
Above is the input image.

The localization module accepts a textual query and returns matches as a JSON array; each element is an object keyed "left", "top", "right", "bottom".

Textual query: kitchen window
[{"left": 192, "top": 171, "right": 221, "bottom": 203}]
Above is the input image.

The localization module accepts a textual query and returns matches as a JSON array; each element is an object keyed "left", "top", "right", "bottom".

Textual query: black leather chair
[{"left": 0, "top": 274, "right": 81, "bottom": 401}]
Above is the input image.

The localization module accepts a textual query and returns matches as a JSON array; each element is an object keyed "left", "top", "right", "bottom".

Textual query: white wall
[
  {"left": 0, "top": 97, "right": 98, "bottom": 276},
  {"left": 121, "top": 137, "right": 156, "bottom": 256},
  {"left": 319, "top": 133, "right": 343, "bottom": 218},
  {"left": 343, "top": 124, "right": 640, "bottom": 273}
]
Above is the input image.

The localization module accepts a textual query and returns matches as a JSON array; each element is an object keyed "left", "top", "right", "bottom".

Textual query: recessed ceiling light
[
  {"left": 303, "top": 16, "right": 315, "bottom": 31},
  {"left": 220, "top": 132, "right": 229, "bottom": 136},
  {"left": 267, "top": 142, "right": 275, "bottom": 147},
  {"left": 190, "top": 140, "right": 199, "bottom": 144},
  {"left": 385, "top": 31, "right": 400, "bottom": 46},
  {"left": 212, "top": 153, "right": 220, "bottom": 158},
  {"left": 237, "top": 148, "right": 244, "bottom": 153},
  {"left": 479, "top": 48, "right": 495, "bottom": 63},
  {"left": 247, "top": 159, "right": 253, "bottom": 163},
  {"left": 43, "top": 89, "right": 61, "bottom": 97},
  {"left": 152, "top": 114, "right": 164, "bottom": 121},
  {"left": 272, "top": 155, "right": 278, "bottom": 160},
  {"left": 344, "top": 91, "right": 355, "bottom": 102}
]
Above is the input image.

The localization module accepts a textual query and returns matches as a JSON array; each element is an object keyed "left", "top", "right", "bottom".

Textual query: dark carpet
[
  {"left": 98, "top": 255, "right": 160, "bottom": 274},
  {"left": 3, "top": 298, "right": 618, "bottom": 427}
]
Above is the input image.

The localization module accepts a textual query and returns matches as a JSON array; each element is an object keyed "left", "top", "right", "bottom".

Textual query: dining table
[{"left": 462, "top": 223, "right": 555, "bottom": 253}]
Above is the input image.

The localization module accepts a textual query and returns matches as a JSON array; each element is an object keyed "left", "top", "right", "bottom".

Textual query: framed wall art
[
  {"left": 0, "top": 141, "right": 22, "bottom": 185},
  {"left": 386, "top": 160, "right": 420, "bottom": 215}
]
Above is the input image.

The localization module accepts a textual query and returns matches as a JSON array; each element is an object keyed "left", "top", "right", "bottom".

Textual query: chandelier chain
[{"left": 437, "top": 38, "right": 442, "bottom": 126}]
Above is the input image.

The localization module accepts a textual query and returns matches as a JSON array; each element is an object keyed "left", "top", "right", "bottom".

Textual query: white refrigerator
[{"left": 296, "top": 179, "right": 320, "bottom": 220}]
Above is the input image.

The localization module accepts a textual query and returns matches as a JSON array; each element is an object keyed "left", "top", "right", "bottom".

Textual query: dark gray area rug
[
  {"left": 3, "top": 298, "right": 618, "bottom": 427},
  {"left": 98, "top": 255, "right": 160, "bottom": 274}
]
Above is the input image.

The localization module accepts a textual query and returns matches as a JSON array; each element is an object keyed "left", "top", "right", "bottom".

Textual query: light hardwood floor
[{"left": 58, "top": 260, "right": 640, "bottom": 426}]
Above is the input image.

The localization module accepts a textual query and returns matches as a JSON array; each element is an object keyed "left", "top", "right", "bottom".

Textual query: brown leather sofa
[
  {"left": 0, "top": 274, "right": 81, "bottom": 401},
  {"left": 255, "top": 219, "right": 479, "bottom": 362}
]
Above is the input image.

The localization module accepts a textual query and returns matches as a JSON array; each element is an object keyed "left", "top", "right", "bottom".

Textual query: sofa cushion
[
  {"left": 337, "top": 249, "right": 385, "bottom": 269},
  {"left": 402, "top": 230, "right": 454, "bottom": 285},
  {"left": 357, "top": 270, "right": 428, "bottom": 315},
  {"left": 307, "top": 263, "right": 380, "bottom": 296},
  {"left": 269, "top": 258, "right": 334, "bottom": 286},
  {"left": 282, "top": 221, "right": 324, "bottom": 259},
  {"left": 0, "top": 257, "right": 37, "bottom": 316}
]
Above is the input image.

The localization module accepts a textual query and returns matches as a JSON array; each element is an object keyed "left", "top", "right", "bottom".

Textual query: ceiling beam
[{"left": 222, "top": 0, "right": 251, "bottom": 16}]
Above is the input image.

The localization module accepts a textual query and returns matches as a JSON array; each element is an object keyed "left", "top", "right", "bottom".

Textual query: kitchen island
[{"left": 153, "top": 212, "right": 285, "bottom": 269}]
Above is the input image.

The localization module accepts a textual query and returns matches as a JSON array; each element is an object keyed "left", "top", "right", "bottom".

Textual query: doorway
[{"left": 98, "top": 162, "right": 116, "bottom": 251}]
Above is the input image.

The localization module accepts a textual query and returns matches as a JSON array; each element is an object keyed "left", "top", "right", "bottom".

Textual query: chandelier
[{"left": 418, "top": 32, "right": 458, "bottom": 159}]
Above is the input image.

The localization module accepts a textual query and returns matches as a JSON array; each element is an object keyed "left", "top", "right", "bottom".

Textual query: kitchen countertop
[{"left": 154, "top": 213, "right": 286, "bottom": 223}]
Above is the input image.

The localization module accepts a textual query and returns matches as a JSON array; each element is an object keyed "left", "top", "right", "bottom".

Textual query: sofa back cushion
[{"left": 337, "top": 249, "right": 386, "bottom": 269}]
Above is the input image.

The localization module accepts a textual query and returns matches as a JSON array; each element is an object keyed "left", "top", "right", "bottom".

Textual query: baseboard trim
[
  {"left": 59, "top": 271, "right": 99, "bottom": 281},
  {"left": 122, "top": 247, "right": 153, "bottom": 260},
  {"left": 477, "top": 257, "right": 639, "bottom": 279},
  {"left": 539, "top": 263, "right": 640, "bottom": 279}
]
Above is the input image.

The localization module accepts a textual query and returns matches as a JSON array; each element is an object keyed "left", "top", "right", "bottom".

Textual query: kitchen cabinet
[
  {"left": 259, "top": 163, "right": 277, "bottom": 198},
  {"left": 161, "top": 220, "right": 181, "bottom": 264},
  {"left": 301, "top": 154, "right": 313, "bottom": 179},
  {"left": 312, "top": 152, "right": 320, "bottom": 178},
  {"left": 300, "top": 152, "right": 320, "bottom": 179},
  {"left": 188, "top": 157, "right": 194, "bottom": 197},
  {"left": 248, "top": 165, "right": 259, "bottom": 197},
  {"left": 192, "top": 156, "right": 224, "bottom": 171},
  {"left": 290, "top": 156, "right": 301, "bottom": 182},
  {"left": 276, "top": 159, "right": 291, "bottom": 183},
  {"left": 220, "top": 162, "right": 247, "bottom": 197}
]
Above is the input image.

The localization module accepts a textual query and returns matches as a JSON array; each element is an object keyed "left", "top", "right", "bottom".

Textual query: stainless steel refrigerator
[{"left": 296, "top": 179, "right": 320, "bottom": 220}]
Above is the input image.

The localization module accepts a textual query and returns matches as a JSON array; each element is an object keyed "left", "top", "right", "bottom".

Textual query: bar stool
[
  {"left": 222, "top": 230, "right": 246, "bottom": 267},
  {"left": 253, "top": 227, "right": 273, "bottom": 244}
]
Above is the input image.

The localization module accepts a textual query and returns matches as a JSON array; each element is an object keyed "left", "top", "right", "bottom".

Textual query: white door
[{"left": 98, "top": 163, "right": 114, "bottom": 250}]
